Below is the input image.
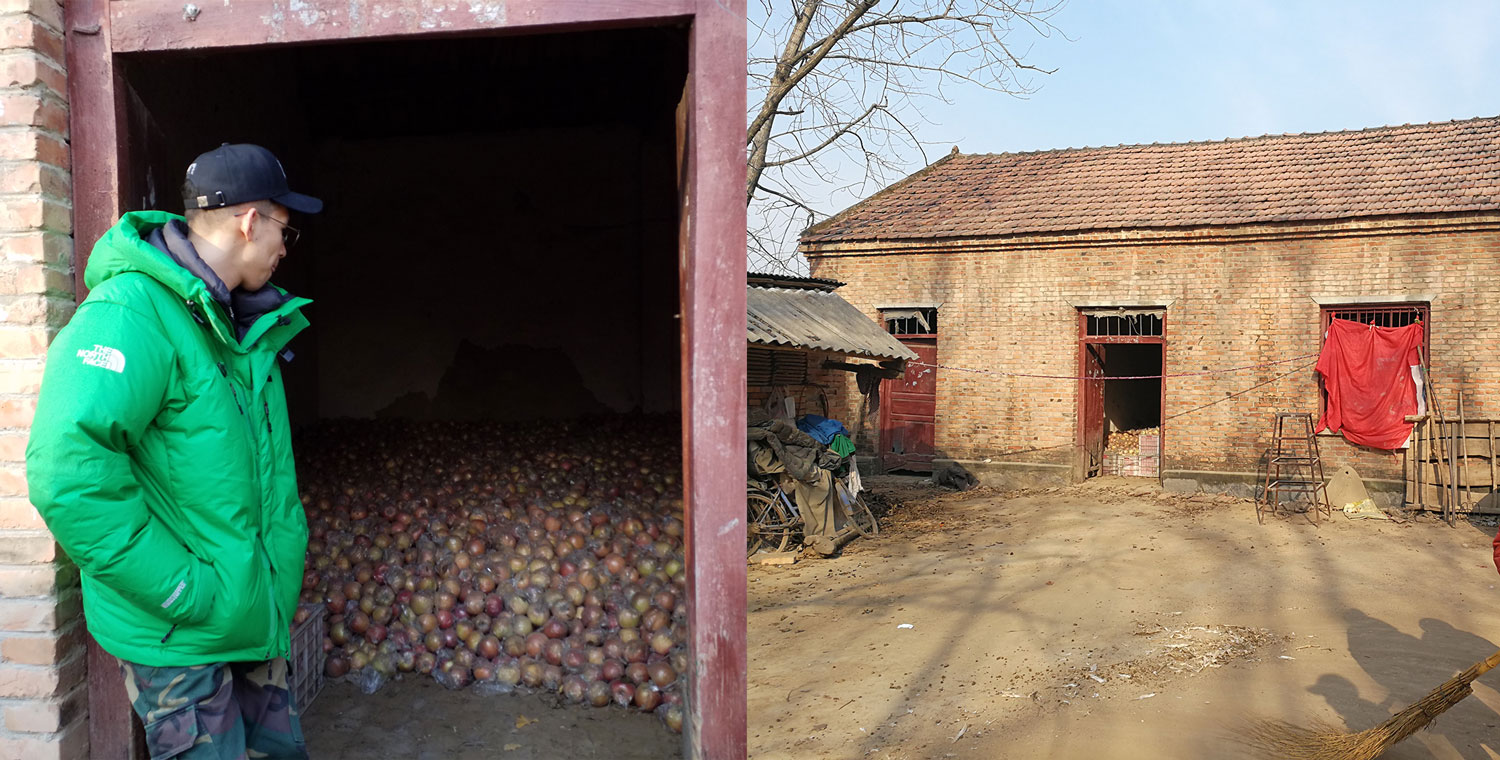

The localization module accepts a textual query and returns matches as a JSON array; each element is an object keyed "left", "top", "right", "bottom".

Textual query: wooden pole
[
  {"left": 1428, "top": 419, "right": 1437, "bottom": 510},
  {"left": 1435, "top": 418, "right": 1445, "bottom": 519},
  {"left": 1459, "top": 392, "right": 1469, "bottom": 508},
  {"left": 1416, "top": 416, "right": 1428, "bottom": 512},
  {"left": 1430, "top": 419, "right": 1439, "bottom": 509},
  {"left": 1422, "top": 367, "right": 1450, "bottom": 517},
  {"left": 1490, "top": 420, "right": 1496, "bottom": 505},
  {"left": 1450, "top": 410, "right": 1459, "bottom": 523},
  {"left": 1415, "top": 418, "right": 1424, "bottom": 510}
]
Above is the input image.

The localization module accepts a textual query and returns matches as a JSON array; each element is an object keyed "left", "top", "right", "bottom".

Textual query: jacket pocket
[
  {"left": 190, "top": 557, "right": 272, "bottom": 653},
  {"left": 179, "top": 556, "right": 218, "bottom": 626},
  {"left": 142, "top": 702, "right": 201, "bottom": 759}
]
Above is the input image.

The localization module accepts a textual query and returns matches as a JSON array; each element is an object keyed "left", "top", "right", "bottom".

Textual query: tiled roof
[{"left": 802, "top": 116, "right": 1500, "bottom": 244}]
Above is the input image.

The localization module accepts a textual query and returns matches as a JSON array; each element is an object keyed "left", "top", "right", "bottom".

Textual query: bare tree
[{"left": 747, "top": 0, "right": 1064, "bottom": 273}]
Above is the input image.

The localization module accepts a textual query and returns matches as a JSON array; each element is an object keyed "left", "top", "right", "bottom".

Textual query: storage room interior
[
  {"left": 110, "top": 26, "right": 694, "bottom": 751},
  {"left": 1103, "top": 344, "right": 1163, "bottom": 436}
]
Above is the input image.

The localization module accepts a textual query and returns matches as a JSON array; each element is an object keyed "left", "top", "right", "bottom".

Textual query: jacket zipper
[
  {"left": 221, "top": 361, "right": 279, "bottom": 654},
  {"left": 194, "top": 298, "right": 292, "bottom": 656},
  {"left": 260, "top": 537, "right": 280, "bottom": 658},
  {"left": 259, "top": 378, "right": 278, "bottom": 654},
  {"left": 218, "top": 363, "right": 245, "bottom": 416}
]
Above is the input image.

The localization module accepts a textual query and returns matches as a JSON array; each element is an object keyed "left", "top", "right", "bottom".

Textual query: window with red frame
[{"left": 1318, "top": 302, "right": 1430, "bottom": 416}]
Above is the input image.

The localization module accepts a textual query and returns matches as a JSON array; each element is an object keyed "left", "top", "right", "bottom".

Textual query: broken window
[
  {"left": 1084, "top": 309, "right": 1164, "bottom": 337},
  {"left": 883, "top": 308, "right": 938, "bottom": 336}
]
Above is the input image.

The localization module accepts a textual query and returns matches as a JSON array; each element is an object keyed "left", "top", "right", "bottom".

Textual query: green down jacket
[{"left": 26, "top": 210, "right": 311, "bottom": 666}]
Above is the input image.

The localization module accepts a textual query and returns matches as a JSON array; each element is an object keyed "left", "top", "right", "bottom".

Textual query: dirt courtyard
[{"left": 749, "top": 476, "right": 1500, "bottom": 759}]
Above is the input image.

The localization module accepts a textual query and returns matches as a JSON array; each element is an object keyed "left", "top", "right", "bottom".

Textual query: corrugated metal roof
[
  {"left": 746, "top": 272, "right": 844, "bottom": 291},
  {"left": 747, "top": 285, "right": 918, "bottom": 362}
]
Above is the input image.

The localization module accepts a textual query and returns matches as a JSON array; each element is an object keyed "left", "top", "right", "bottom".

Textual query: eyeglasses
[{"left": 233, "top": 209, "right": 301, "bottom": 248}]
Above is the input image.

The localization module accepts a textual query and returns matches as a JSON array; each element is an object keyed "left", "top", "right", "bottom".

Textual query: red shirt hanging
[{"left": 1314, "top": 318, "right": 1424, "bottom": 450}]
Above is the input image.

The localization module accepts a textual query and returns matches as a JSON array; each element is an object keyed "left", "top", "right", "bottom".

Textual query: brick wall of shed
[
  {"left": 0, "top": 1, "right": 87, "bottom": 758},
  {"left": 748, "top": 349, "right": 852, "bottom": 422},
  {"left": 806, "top": 215, "right": 1500, "bottom": 489}
]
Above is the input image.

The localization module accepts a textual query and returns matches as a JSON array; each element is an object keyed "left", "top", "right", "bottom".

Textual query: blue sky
[
  {"left": 940, "top": 0, "right": 1499, "bottom": 154},
  {"left": 753, "top": 0, "right": 1500, "bottom": 270}
]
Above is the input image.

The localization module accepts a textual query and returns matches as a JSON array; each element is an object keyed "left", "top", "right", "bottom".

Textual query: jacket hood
[
  {"left": 86, "top": 211, "right": 213, "bottom": 301},
  {"left": 86, "top": 211, "right": 311, "bottom": 352},
  {"left": 147, "top": 219, "right": 234, "bottom": 306}
]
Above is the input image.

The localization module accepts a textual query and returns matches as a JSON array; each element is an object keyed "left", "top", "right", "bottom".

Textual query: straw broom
[{"left": 1244, "top": 649, "right": 1500, "bottom": 759}]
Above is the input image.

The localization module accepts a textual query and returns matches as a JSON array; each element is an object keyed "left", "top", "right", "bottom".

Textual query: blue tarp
[{"left": 796, "top": 414, "right": 849, "bottom": 445}]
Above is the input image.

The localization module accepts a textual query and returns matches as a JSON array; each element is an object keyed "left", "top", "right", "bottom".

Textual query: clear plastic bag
[
  {"left": 472, "top": 680, "right": 516, "bottom": 697},
  {"left": 352, "top": 666, "right": 389, "bottom": 695},
  {"left": 432, "top": 664, "right": 472, "bottom": 690}
]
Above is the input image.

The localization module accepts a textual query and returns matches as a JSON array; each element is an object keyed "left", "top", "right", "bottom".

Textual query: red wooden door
[
  {"left": 1080, "top": 343, "right": 1106, "bottom": 477},
  {"left": 880, "top": 340, "right": 937, "bottom": 471}
]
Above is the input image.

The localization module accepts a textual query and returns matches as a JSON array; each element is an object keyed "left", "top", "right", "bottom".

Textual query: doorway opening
[
  {"left": 1078, "top": 309, "right": 1165, "bottom": 479},
  {"left": 109, "top": 26, "right": 690, "bottom": 757},
  {"left": 1102, "top": 344, "right": 1163, "bottom": 477}
]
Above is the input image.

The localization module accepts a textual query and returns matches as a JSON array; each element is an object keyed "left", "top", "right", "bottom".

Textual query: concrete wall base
[
  {"left": 933, "top": 458, "right": 1074, "bottom": 490},
  {"left": 1161, "top": 469, "right": 1406, "bottom": 508}
]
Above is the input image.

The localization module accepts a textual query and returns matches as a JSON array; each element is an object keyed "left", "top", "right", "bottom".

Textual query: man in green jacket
[{"left": 26, "top": 144, "right": 319, "bottom": 759}]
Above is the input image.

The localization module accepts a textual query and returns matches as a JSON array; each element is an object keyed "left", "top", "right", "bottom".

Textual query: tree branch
[
  {"left": 747, "top": 0, "right": 1064, "bottom": 265},
  {"left": 765, "top": 102, "right": 886, "bottom": 167},
  {"left": 754, "top": 183, "right": 823, "bottom": 217}
]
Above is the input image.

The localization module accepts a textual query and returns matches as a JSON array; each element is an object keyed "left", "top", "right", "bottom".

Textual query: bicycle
[
  {"left": 746, "top": 477, "right": 799, "bottom": 557},
  {"left": 746, "top": 470, "right": 877, "bottom": 558}
]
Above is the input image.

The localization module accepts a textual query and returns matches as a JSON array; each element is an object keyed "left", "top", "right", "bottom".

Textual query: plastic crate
[{"left": 290, "top": 603, "right": 327, "bottom": 711}]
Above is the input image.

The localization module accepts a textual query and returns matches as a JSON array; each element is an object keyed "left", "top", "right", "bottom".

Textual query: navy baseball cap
[{"left": 182, "top": 143, "right": 322, "bottom": 214}]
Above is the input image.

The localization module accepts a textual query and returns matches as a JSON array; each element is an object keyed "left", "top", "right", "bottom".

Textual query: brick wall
[
  {"left": 748, "top": 350, "right": 846, "bottom": 421},
  {"left": 0, "top": 0, "right": 88, "bottom": 757},
  {"left": 806, "top": 214, "right": 1500, "bottom": 488}
]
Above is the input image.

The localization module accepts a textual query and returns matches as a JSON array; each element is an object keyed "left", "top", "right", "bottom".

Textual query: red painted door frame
[
  {"left": 1075, "top": 313, "right": 1168, "bottom": 481},
  {"left": 62, "top": 2, "right": 746, "bottom": 759}
]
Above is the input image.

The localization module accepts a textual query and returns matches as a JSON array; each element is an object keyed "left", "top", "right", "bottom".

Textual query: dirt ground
[
  {"left": 302, "top": 679, "right": 682, "bottom": 759},
  {"left": 749, "top": 476, "right": 1500, "bottom": 759}
]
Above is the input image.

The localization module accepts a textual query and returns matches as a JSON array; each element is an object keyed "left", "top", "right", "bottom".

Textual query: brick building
[{"left": 800, "top": 117, "right": 1500, "bottom": 501}]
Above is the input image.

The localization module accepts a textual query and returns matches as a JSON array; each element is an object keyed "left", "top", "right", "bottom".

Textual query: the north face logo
[{"left": 77, "top": 345, "right": 126, "bottom": 373}]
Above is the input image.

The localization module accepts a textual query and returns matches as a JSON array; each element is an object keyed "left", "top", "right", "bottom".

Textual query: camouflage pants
[{"left": 119, "top": 658, "right": 308, "bottom": 760}]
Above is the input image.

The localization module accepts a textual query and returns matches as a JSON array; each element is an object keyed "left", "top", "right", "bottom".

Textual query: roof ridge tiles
[{"left": 961, "top": 114, "right": 1500, "bottom": 159}]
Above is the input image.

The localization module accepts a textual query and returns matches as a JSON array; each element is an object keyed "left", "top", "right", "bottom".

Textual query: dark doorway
[
  {"left": 114, "top": 30, "right": 688, "bottom": 427},
  {"left": 1104, "top": 344, "right": 1163, "bottom": 433},
  {"left": 1100, "top": 343, "right": 1163, "bottom": 478}
]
